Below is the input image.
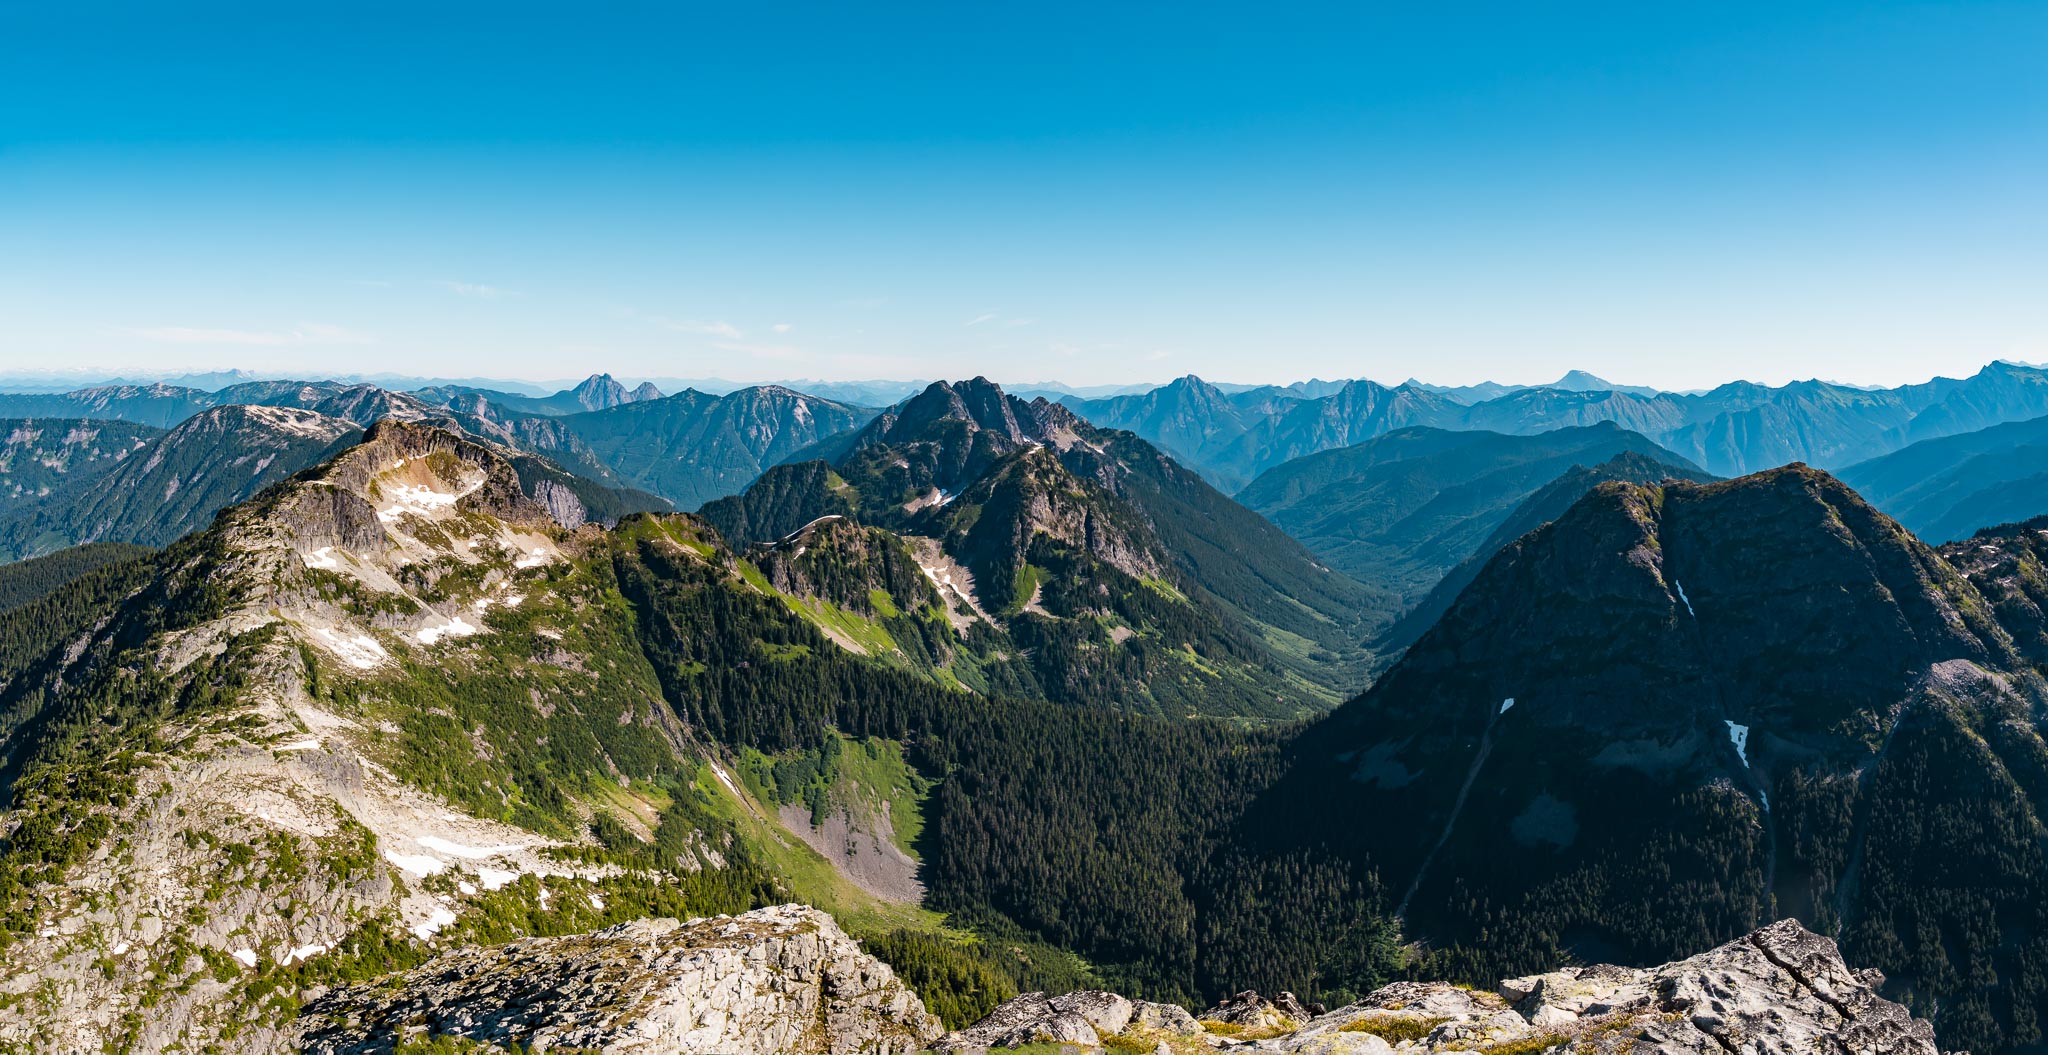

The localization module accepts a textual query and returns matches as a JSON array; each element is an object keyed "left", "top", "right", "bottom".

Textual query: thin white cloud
[
  {"left": 1147, "top": 349, "right": 1172, "bottom": 360},
  {"left": 657, "top": 318, "right": 743, "bottom": 339},
  {"left": 437, "top": 280, "right": 510, "bottom": 299},
  {"left": 713, "top": 339, "right": 805, "bottom": 362},
  {"left": 772, "top": 322, "right": 793, "bottom": 334},
  {"left": 1003, "top": 317, "right": 1036, "bottom": 327},
  {"left": 966, "top": 313, "right": 998, "bottom": 327},
  {"left": 125, "top": 323, "right": 374, "bottom": 347}
]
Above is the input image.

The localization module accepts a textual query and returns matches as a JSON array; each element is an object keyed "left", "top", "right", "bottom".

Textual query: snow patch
[
  {"left": 457, "top": 881, "right": 477, "bottom": 895},
  {"left": 309, "top": 626, "right": 389, "bottom": 670},
  {"left": 1499, "top": 697, "right": 1515, "bottom": 715},
  {"left": 376, "top": 481, "right": 467, "bottom": 523},
  {"left": 302, "top": 547, "right": 341, "bottom": 570},
  {"left": 1725, "top": 720, "right": 1751, "bottom": 768},
  {"left": 382, "top": 850, "right": 447, "bottom": 876},
  {"left": 1675, "top": 580, "right": 1695, "bottom": 618},
  {"left": 416, "top": 835, "right": 524, "bottom": 859},
  {"left": 277, "top": 738, "right": 321, "bottom": 752},
  {"left": 478, "top": 867, "right": 518, "bottom": 891},
  {"left": 514, "top": 547, "right": 550, "bottom": 569},
  {"left": 231, "top": 948, "right": 258, "bottom": 968},
  {"left": 586, "top": 893, "right": 605, "bottom": 911},
  {"left": 413, "top": 906, "right": 458, "bottom": 940},
  {"left": 279, "top": 943, "right": 327, "bottom": 965},
  {"left": 709, "top": 761, "right": 741, "bottom": 797},
  {"left": 414, "top": 617, "right": 480, "bottom": 646}
]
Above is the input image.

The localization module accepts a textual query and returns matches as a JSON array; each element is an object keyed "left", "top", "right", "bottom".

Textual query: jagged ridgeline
[
  {"left": 701, "top": 377, "right": 1397, "bottom": 718},
  {"left": 1234, "top": 466, "right": 2048, "bottom": 1054}
]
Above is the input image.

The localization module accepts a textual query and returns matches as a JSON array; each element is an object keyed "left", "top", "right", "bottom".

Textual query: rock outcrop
[
  {"left": 295, "top": 905, "right": 943, "bottom": 1055},
  {"left": 935, "top": 919, "right": 1952, "bottom": 1054}
]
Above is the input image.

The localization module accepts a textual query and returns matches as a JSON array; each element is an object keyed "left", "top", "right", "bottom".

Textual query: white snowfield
[
  {"left": 1725, "top": 720, "right": 1751, "bottom": 767},
  {"left": 416, "top": 835, "right": 526, "bottom": 859},
  {"left": 307, "top": 626, "right": 389, "bottom": 670},
  {"left": 415, "top": 617, "right": 480, "bottom": 646},
  {"left": 412, "top": 906, "right": 458, "bottom": 941}
]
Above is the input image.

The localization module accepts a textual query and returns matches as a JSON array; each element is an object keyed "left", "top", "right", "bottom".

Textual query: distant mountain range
[
  {"left": 1838, "top": 413, "right": 2048, "bottom": 543},
  {"left": 9, "top": 363, "right": 2048, "bottom": 587},
  {"left": 1236, "top": 422, "right": 1709, "bottom": 604},
  {"left": 1063, "top": 361, "right": 2048, "bottom": 488}
]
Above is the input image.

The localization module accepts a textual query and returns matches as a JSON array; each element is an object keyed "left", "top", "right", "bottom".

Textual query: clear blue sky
[{"left": 3, "top": 1, "right": 2045, "bottom": 390}]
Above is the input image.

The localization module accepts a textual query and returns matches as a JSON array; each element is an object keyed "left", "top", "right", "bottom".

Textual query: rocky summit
[
  {"left": 933, "top": 920, "right": 1946, "bottom": 1055},
  {"left": 296, "top": 905, "right": 942, "bottom": 1054}
]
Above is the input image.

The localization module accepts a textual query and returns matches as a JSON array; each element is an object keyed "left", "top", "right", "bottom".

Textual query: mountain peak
[{"left": 566, "top": 373, "right": 631, "bottom": 411}]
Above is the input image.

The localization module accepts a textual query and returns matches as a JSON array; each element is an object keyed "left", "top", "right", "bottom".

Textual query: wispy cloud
[
  {"left": 840, "top": 296, "right": 887, "bottom": 310},
  {"left": 125, "top": 323, "right": 374, "bottom": 347},
  {"left": 653, "top": 318, "right": 743, "bottom": 339},
  {"left": 772, "top": 322, "right": 793, "bottom": 334},
  {"left": 437, "top": 280, "right": 511, "bottom": 299},
  {"left": 1147, "top": 349, "right": 1173, "bottom": 361},
  {"left": 713, "top": 339, "right": 806, "bottom": 362},
  {"left": 966, "top": 313, "right": 998, "bottom": 327}
]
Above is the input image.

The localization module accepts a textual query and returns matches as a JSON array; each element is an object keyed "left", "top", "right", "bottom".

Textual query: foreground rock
[
  {"left": 937, "top": 919, "right": 1952, "bottom": 1054},
  {"left": 295, "top": 905, "right": 942, "bottom": 1054}
]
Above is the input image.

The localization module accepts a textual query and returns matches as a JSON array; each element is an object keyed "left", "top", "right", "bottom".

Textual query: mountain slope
[
  {"left": 1238, "top": 422, "right": 1705, "bottom": 602},
  {"left": 1839, "top": 412, "right": 2048, "bottom": 542},
  {"left": 705, "top": 378, "right": 1390, "bottom": 717},
  {"left": 1234, "top": 465, "right": 2048, "bottom": 1054},
  {"left": 1379, "top": 449, "right": 1718, "bottom": 652},
  {"left": 0, "top": 421, "right": 786, "bottom": 1051},
  {"left": 0, "top": 405, "right": 363, "bottom": 559},
  {"left": 0, "top": 417, "right": 162, "bottom": 515}
]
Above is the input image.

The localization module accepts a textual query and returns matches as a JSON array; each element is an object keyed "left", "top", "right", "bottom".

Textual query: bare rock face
[
  {"left": 295, "top": 905, "right": 943, "bottom": 1055},
  {"left": 936, "top": 920, "right": 1953, "bottom": 1055}
]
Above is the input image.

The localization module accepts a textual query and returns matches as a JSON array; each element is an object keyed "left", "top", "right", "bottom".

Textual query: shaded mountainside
[
  {"left": 1234, "top": 465, "right": 2048, "bottom": 1055},
  {"left": 0, "top": 418, "right": 163, "bottom": 523},
  {"left": 0, "top": 405, "right": 363, "bottom": 559},
  {"left": 1237, "top": 422, "right": 1705, "bottom": 603},
  {"left": 1841, "top": 412, "right": 2048, "bottom": 543},
  {"left": 1067, "top": 361, "right": 2048, "bottom": 484},
  {"left": 0, "top": 541, "right": 152, "bottom": 615},
  {"left": 705, "top": 378, "right": 1391, "bottom": 717}
]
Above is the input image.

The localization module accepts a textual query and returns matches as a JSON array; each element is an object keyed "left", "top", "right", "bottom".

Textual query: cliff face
[{"left": 296, "top": 905, "right": 943, "bottom": 1055}]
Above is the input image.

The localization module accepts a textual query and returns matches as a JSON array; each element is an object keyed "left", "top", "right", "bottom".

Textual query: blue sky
[{"left": 3, "top": 1, "right": 2045, "bottom": 390}]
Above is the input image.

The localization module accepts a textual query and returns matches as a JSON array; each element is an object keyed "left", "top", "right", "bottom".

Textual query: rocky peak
[
  {"left": 935, "top": 920, "right": 1949, "bottom": 1054},
  {"left": 627, "top": 380, "right": 663, "bottom": 402},
  {"left": 296, "top": 905, "right": 944, "bottom": 1055},
  {"left": 567, "top": 372, "right": 632, "bottom": 411}
]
